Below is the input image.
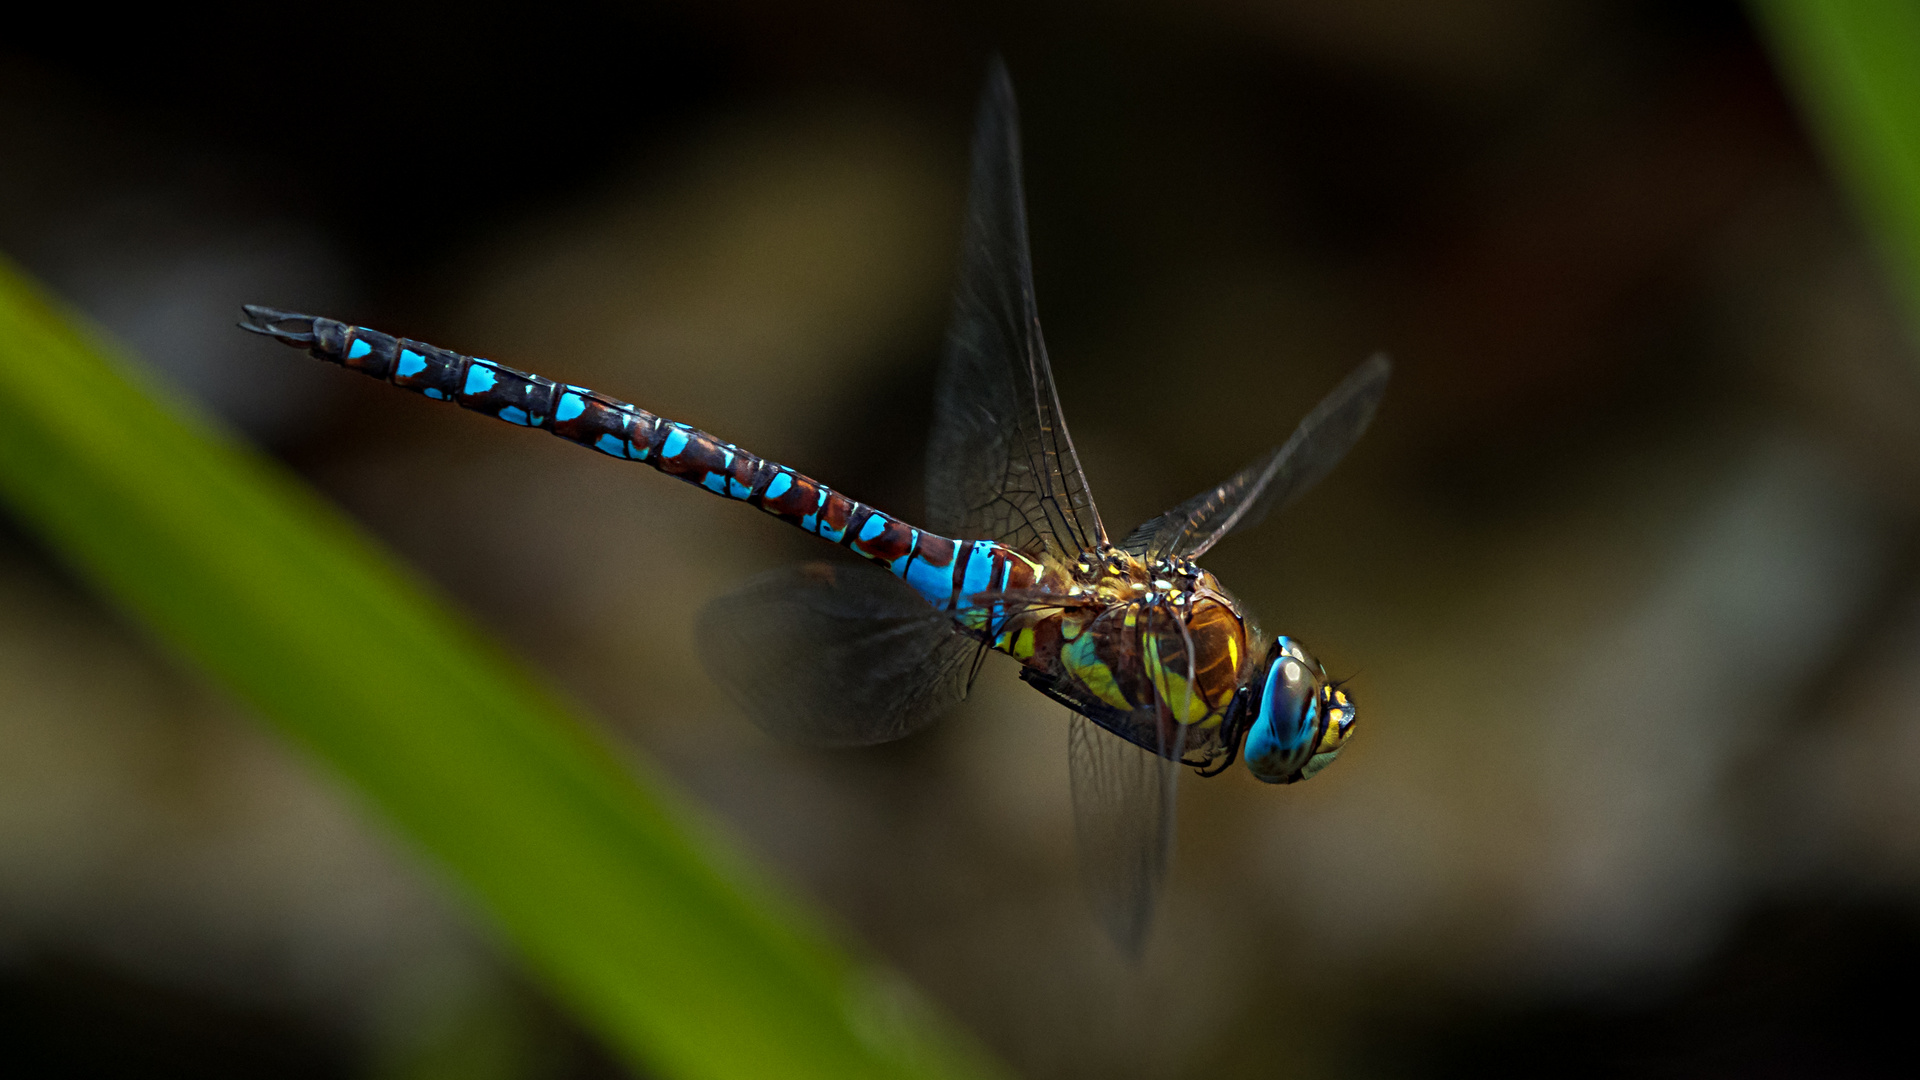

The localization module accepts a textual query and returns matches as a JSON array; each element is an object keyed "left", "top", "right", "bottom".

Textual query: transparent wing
[
  {"left": 925, "top": 57, "right": 1107, "bottom": 560},
  {"left": 695, "top": 562, "right": 976, "bottom": 747},
  {"left": 1067, "top": 715, "right": 1184, "bottom": 959},
  {"left": 1064, "top": 605, "right": 1190, "bottom": 957},
  {"left": 1119, "top": 353, "right": 1390, "bottom": 562}
]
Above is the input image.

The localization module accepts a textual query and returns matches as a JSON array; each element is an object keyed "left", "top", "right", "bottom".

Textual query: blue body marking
[
  {"left": 764, "top": 472, "right": 792, "bottom": 501},
  {"left": 728, "top": 477, "right": 753, "bottom": 499},
  {"left": 702, "top": 472, "right": 728, "bottom": 494},
  {"left": 347, "top": 339, "right": 372, "bottom": 360},
  {"left": 396, "top": 350, "right": 428, "bottom": 378},
  {"left": 662, "top": 426, "right": 689, "bottom": 458},
  {"left": 423, "top": 388, "right": 446, "bottom": 399},
  {"left": 595, "top": 433, "right": 627, "bottom": 457},
  {"left": 961, "top": 541, "right": 997, "bottom": 600},
  {"left": 498, "top": 406, "right": 530, "bottom": 426},
  {"left": 555, "top": 392, "right": 586, "bottom": 422},
  {"left": 904, "top": 553, "right": 956, "bottom": 608},
  {"left": 858, "top": 514, "right": 887, "bottom": 543},
  {"left": 463, "top": 364, "right": 497, "bottom": 395}
]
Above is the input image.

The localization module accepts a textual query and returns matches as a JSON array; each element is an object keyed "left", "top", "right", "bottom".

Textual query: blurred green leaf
[
  {"left": 0, "top": 259, "right": 1004, "bottom": 1080},
  {"left": 1752, "top": 0, "right": 1920, "bottom": 337}
]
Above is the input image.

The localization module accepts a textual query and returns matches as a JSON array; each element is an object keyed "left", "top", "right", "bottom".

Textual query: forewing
[
  {"left": 695, "top": 562, "right": 976, "bottom": 747},
  {"left": 925, "top": 58, "right": 1106, "bottom": 559},
  {"left": 1067, "top": 712, "right": 1183, "bottom": 958},
  {"left": 1066, "top": 603, "right": 1190, "bottom": 956},
  {"left": 1120, "top": 353, "right": 1390, "bottom": 561}
]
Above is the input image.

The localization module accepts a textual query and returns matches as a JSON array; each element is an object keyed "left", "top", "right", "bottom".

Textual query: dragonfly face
[{"left": 1238, "top": 636, "right": 1354, "bottom": 784}]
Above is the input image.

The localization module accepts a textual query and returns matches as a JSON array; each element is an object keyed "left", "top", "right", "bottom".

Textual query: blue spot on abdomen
[
  {"left": 662, "top": 427, "right": 689, "bottom": 458},
  {"left": 498, "top": 406, "right": 530, "bottom": 425},
  {"left": 347, "top": 339, "right": 372, "bottom": 360},
  {"left": 555, "top": 392, "right": 586, "bottom": 422},
  {"left": 463, "top": 364, "right": 497, "bottom": 395},
  {"left": 396, "top": 350, "right": 428, "bottom": 378},
  {"left": 904, "top": 554, "right": 955, "bottom": 607},
  {"left": 962, "top": 542, "right": 997, "bottom": 599},
  {"left": 595, "top": 433, "right": 627, "bottom": 457},
  {"left": 858, "top": 514, "right": 887, "bottom": 542}
]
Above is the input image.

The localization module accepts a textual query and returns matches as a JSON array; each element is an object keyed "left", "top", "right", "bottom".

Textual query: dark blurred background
[{"left": 5, "top": 1, "right": 1920, "bottom": 1076}]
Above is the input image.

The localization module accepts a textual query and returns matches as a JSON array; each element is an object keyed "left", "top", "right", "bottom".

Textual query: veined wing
[
  {"left": 695, "top": 562, "right": 977, "bottom": 747},
  {"left": 925, "top": 57, "right": 1107, "bottom": 561},
  {"left": 1053, "top": 602, "right": 1193, "bottom": 955},
  {"left": 1069, "top": 713, "right": 1181, "bottom": 957},
  {"left": 1119, "top": 354, "right": 1390, "bottom": 562}
]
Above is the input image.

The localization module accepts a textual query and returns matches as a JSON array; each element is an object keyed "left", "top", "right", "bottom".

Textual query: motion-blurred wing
[
  {"left": 695, "top": 563, "right": 976, "bottom": 747},
  {"left": 1068, "top": 713, "right": 1179, "bottom": 957},
  {"left": 926, "top": 58, "right": 1107, "bottom": 560},
  {"left": 1063, "top": 604, "right": 1192, "bottom": 956},
  {"left": 1119, "top": 354, "right": 1389, "bottom": 562}
]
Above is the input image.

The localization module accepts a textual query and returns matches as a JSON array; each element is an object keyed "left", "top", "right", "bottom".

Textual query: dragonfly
[{"left": 240, "top": 60, "right": 1389, "bottom": 953}]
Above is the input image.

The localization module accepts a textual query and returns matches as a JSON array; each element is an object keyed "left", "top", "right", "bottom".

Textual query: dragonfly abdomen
[{"left": 241, "top": 306, "right": 1048, "bottom": 617}]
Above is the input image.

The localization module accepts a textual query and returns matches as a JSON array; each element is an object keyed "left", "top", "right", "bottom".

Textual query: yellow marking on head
[
  {"left": 1314, "top": 697, "right": 1351, "bottom": 754},
  {"left": 1226, "top": 634, "right": 1239, "bottom": 673}
]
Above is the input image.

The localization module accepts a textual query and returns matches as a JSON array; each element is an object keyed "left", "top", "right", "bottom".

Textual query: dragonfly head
[{"left": 1235, "top": 637, "right": 1354, "bottom": 784}]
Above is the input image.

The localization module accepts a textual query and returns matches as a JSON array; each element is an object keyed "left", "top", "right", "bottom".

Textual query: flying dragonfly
[{"left": 240, "top": 60, "right": 1389, "bottom": 953}]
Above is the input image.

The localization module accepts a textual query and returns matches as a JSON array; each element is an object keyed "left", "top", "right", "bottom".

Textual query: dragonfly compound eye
[{"left": 1241, "top": 637, "right": 1351, "bottom": 784}]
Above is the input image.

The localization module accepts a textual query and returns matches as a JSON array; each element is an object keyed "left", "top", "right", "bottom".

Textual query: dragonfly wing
[
  {"left": 1119, "top": 353, "right": 1390, "bottom": 562},
  {"left": 695, "top": 562, "right": 977, "bottom": 747},
  {"left": 1068, "top": 708, "right": 1183, "bottom": 957},
  {"left": 926, "top": 58, "right": 1107, "bottom": 560}
]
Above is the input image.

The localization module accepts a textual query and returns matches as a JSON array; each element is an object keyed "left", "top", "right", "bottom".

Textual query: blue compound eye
[{"left": 1241, "top": 637, "right": 1342, "bottom": 785}]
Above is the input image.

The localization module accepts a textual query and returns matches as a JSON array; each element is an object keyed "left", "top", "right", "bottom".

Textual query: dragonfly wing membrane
[
  {"left": 1065, "top": 601, "right": 1194, "bottom": 956},
  {"left": 926, "top": 57, "right": 1105, "bottom": 559},
  {"left": 1067, "top": 708, "right": 1183, "bottom": 958},
  {"left": 696, "top": 562, "right": 976, "bottom": 747},
  {"left": 1120, "top": 353, "right": 1390, "bottom": 561}
]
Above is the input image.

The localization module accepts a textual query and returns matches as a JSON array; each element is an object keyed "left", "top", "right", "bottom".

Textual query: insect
[{"left": 240, "top": 60, "right": 1388, "bottom": 952}]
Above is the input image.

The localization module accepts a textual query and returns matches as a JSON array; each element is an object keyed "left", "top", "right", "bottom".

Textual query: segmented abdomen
[{"left": 242, "top": 307, "right": 1052, "bottom": 616}]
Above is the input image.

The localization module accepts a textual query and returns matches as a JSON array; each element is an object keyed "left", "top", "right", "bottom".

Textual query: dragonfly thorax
[
  {"left": 1067, "top": 547, "right": 1209, "bottom": 606},
  {"left": 1008, "top": 548, "right": 1254, "bottom": 749}
]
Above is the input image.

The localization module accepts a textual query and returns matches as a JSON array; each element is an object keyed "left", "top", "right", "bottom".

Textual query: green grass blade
[
  {"left": 1751, "top": 0, "right": 1920, "bottom": 337},
  {"left": 0, "top": 258, "right": 1005, "bottom": 1080}
]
